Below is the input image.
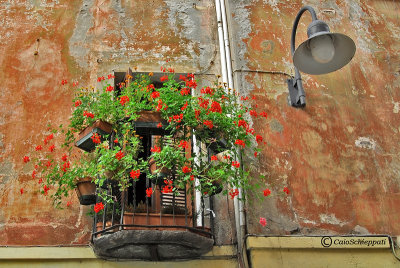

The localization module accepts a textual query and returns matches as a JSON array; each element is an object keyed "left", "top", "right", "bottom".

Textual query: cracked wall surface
[
  {"left": 0, "top": 0, "right": 224, "bottom": 245},
  {"left": 228, "top": 0, "right": 400, "bottom": 236}
]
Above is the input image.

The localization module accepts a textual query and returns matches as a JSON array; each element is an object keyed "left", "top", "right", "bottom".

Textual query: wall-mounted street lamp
[{"left": 287, "top": 6, "right": 356, "bottom": 107}]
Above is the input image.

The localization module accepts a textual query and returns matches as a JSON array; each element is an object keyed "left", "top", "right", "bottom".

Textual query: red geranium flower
[
  {"left": 232, "top": 161, "right": 240, "bottom": 168},
  {"left": 106, "top": 85, "right": 114, "bottom": 92},
  {"left": 229, "top": 189, "right": 239, "bottom": 199},
  {"left": 178, "top": 140, "right": 188, "bottom": 149},
  {"left": 108, "top": 74, "right": 115, "bottom": 79},
  {"left": 150, "top": 146, "right": 161, "bottom": 153},
  {"left": 61, "top": 79, "right": 67, "bottom": 85},
  {"left": 250, "top": 110, "right": 257, "bottom": 117},
  {"left": 256, "top": 135, "right": 263, "bottom": 143},
  {"left": 75, "top": 100, "right": 82, "bottom": 108},
  {"left": 146, "top": 187, "right": 153, "bottom": 197},
  {"left": 157, "top": 122, "right": 162, "bottom": 128},
  {"left": 235, "top": 139, "right": 245, "bottom": 148},
  {"left": 259, "top": 217, "right": 267, "bottom": 227},
  {"left": 151, "top": 91, "right": 160, "bottom": 99},
  {"left": 20, "top": 188, "right": 24, "bottom": 195},
  {"left": 283, "top": 187, "right": 290, "bottom": 195},
  {"left": 211, "top": 155, "right": 218, "bottom": 161},
  {"left": 182, "top": 166, "right": 192, "bottom": 174},
  {"left": 263, "top": 188, "right": 271, "bottom": 197},
  {"left": 62, "top": 154, "right": 68, "bottom": 162},
  {"left": 130, "top": 169, "right": 140, "bottom": 180},
  {"left": 35, "top": 145, "right": 42, "bottom": 151},
  {"left": 120, "top": 96, "right": 129, "bottom": 105},
  {"left": 49, "top": 145, "right": 55, "bottom": 152},
  {"left": 32, "top": 170, "right": 37, "bottom": 179},
  {"left": 43, "top": 185, "right": 50, "bottom": 195},
  {"left": 83, "top": 111, "right": 94, "bottom": 118},
  {"left": 203, "top": 120, "right": 213, "bottom": 129},
  {"left": 91, "top": 133, "right": 101, "bottom": 144},
  {"left": 23, "top": 156, "right": 30, "bottom": 163},
  {"left": 115, "top": 151, "right": 124, "bottom": 160},
  {"left": 46, "top": 161, "right": 52, "bottom": 167},
  {"left": 66, "top": 201, "right": 72, "bottom": 207},
  {"left": 94, "top": 202, "right": 104, "bottom": 213},
  {"left": 160, "top": 75, "right": 168, "bottom": 82},
  {"left": 210, "top": 101, "right": 222, "bottom": 113}
]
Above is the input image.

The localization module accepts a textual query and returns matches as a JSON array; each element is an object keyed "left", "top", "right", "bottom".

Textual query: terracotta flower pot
[
  {"left": 75, "top": 120, "right": 112, "bottom": 152},
  {"left": 75, "top": 177, "right": 96, "bottom": 205}
]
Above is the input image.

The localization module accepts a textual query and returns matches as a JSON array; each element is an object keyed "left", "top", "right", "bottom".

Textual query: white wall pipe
[
  {"left": 216, "top": 0, "right": 245, "bottom": 259},
  {"left": 215, "top": 0, "right": 228, "bottom": 85},
  {"left": 193, "top": 130, "right": 202, "bottom": 226},
  {"left": 219, "top": 0, "right": 234, "bottom": 89}
]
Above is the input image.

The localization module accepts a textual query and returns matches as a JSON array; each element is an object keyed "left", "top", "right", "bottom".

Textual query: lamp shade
[{"left": 293, "top": 32, "right": 356, "bottom": 75}]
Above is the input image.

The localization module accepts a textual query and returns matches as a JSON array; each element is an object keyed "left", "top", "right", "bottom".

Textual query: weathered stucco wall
[
  {"left": 228, "top": 0, "right": 400, "bottom": 236},
  {"left": 0, "top": 0, "right": 228, "bottom": 245}
]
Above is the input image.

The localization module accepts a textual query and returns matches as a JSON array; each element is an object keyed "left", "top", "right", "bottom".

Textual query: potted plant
[{"left": 24, "top": 67, "right": 269, "bottom": 212}]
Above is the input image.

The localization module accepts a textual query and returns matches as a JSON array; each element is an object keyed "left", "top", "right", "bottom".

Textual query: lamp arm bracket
[{"left": 291, "top": 6, "right": 318, "bottom": 56}]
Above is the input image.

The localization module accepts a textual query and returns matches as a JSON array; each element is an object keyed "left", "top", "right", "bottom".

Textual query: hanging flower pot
[
  {"left": 75, "top": 120, "right": 112, "bottom": 152},
  {"left": 75, "top": 177, "right": 96, "bottom": 205}
]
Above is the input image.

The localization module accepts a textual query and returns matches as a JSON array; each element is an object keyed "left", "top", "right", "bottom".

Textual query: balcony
[{"left": 91, "top": 182, "right": 214, "bottom": 261}]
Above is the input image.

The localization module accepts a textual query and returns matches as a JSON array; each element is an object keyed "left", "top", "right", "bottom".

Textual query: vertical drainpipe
[{"left": 216, "top": 0, "right": 246, "bottom": 266}]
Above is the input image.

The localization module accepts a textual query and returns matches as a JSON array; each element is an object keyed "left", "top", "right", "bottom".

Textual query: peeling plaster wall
[
  {"left": 228, "top": 0, "right": 400, "bottom": 236},
  {"left": 0, "top": 0, "right": 227, "bottom": 245}
]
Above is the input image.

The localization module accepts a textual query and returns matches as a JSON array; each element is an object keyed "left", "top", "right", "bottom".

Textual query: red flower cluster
[
  {"left": 198, "top": 97, "right": 209, "bottom": 109},
  {"left": 146, "top": 187, "right": 153, "bottom": 197},
  {"left": 263, "top": 188, "right": 271, "bottom": 197},
  {"left": 157, "top": 122, "right": 163, "bottom": 128},
  {"left": 150, "top": 146, "right": 161, "bottom": 153},
  {"left": 75, "top": 100, "right": 82, "bottom": 107},
  {"left": 91, "top": 133, "right": 101, "bottom": 144},
  {"left": 256, "top": 135, "right": 263, "bottom": 143},
  {"left": 35, "top": 145, "right": 42, "bottom": 151},
  {"left": 259, "top": 217, "right": 267, "bottom": 227},
  {"left": 178, "top": 140, "right": 188, "bottom": 149},
  {"left": 210, "top": 101, "right": 222, "bottom": 113},
  {"left": 186, "top": 79, "right": 197, "bottom": 88},
  {"left": 203, "top": 120, "right": 213, "bottom": 129},
  {"left": 229, "top": 189, "right": 239, "bottom": 199},
  {"left": 23, "top": 156, "right": 30, "bottom": 163},
  {"left": 168, "top": 114, "right": 183, "bottom": 123},
  {"left": 162, "top": 180, "right": 173, "bottom": 194},
  {"left": 115, "top": 151, "right": 124, "bottom": 160},
  {"left": 61, "top": 79, "right": 67, "bottom": 85},
  {"left": 250, "top": 110, "right": 257, "bottom": 117},
  {"left": 83, "top": 111, "right": 94, "bottom": 118},
  {"left": 130, "top": 169, "right": 140, "bottom": 180},
  {"left": 151, "top": 91, "right": 160, "bottom": 99},
  {"left": 182, "top": 166, "right": 192, "bottom": 174},
  {"left": 62, "top": 154, "right": 68, "bottom": 162},
  {"left": 97, "top": 76, "right": 105, "bottom": 82},
  {"left": 200, "top": 86, "right": 214, "bottom": 95},
  {"left": 232, "top": 161, "right": 240, "bottom": 168},
  {"left": 259, "top": 111, "right": 268, "bottom": 119},
  {"left": 44, "top": 134, "right": 54, "bottom": 145},
  {"left": 156, "top": 99, "right": 163, "bottom": 111},
  {"left": 180, "top": 88, "right": 190, "bottom": 95},
  {"left": 49, "top": 145, "right": 55, "bottom": 152},
  {"left": 108, "top": 74, "right": 115, "bottom": 79},
  {"left": 235, "top": 139, "right": 245, "bottom": 148},
  {"left": 61, "top": 161, "right": 70, "bottom": 172},
  {"left": 43, "top": 185, "right": 50, "bottom": 195},
  {"left": 180, "top": 101, "right": 188, "bottom": 111},
  {"left": 106, "top": 85, "right": 114, "bottom": 92},
  {"left": 160, "top": 75, "right": 168, "bottom": 82},
  {"left": 283, "top": 187, "right": 290, "bottom": 195},
  {"left": 211, "top": 155, "right": 218, "bottom": 161},
  {"left": 94, "top": 202, "right": 104, "bottom": 213},
  {"left": 120, "top": 95, "right": 129, "bottom": 105},
  {"left": 46, "top": 161, "right": 52, "bottom": 167}
]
